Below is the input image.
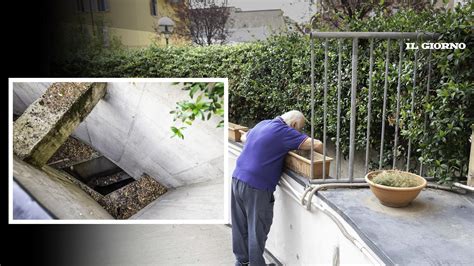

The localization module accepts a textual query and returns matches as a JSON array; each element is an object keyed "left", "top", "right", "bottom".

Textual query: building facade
[
  {"left": 226, "top": 8, "right": 296, "bottom": 43},
  {"left": 60, "top": 0, "right": 184, "bottom": 47}
]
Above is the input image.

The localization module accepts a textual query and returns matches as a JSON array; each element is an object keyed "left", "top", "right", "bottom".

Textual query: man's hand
[
  {"left": 299, "top": 138, "right": 323, "bottom": 153},
  {"left": 240, "top": 130, "right": 248, "bottom": 143}
]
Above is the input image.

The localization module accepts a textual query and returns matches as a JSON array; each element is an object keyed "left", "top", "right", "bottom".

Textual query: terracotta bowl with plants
[{"left": 365, "top": 170, "right": 427, "bottom": 208}]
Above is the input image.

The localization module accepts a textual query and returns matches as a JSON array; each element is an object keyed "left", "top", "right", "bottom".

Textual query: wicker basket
[
  {"left": 285, "top": 150, "right": 333, "bottom": 179},
  {"left": 228, "top": 122, "right": 248, "bottom": 142}
]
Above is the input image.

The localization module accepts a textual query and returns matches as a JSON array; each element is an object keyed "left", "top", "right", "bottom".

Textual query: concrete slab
[
  {"left": 13, "top": 181, "right": 53, "bottom": 219},
  {"left": 122, "top": 113, "right": 189, "bottom": 175},
  {"left": 131, "top": 177, "right": 224, "bottom": 220},
  {"left": 71, "top": 121, "right": 93, "bottom": 146},
  {"left": 319, "top": 188, "right": 474, "bottom": 265},
  {"left": 86, "top": 114, "right": 127, "bottom": 163},
  {"left": 13, "top": 82, "right": 107, "bottom": 166},
  {"left": 87, "top": 90, "right": 139, "bottom": 136},
  {"left": 13, "top": 157, "right": 113, "bottom": 219}
]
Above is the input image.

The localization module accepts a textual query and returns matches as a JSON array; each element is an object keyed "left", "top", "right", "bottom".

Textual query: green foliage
[
  {"left": 51, "top": 16, "right": 124, "bottom": 65},
  {"left": 52, "top": 4, "right": 473, "bottom": 184},
  {"left": 171, "top": 126, "right": 186, "bottom": 139},
  {"left": 372, "top": 170, "right": 421, "bottom": 187},
  {"left": 170, "top": 82, "right": 225, "bottom": 138}
]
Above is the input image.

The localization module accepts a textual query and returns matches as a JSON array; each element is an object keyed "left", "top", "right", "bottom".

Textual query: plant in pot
[{"left": 365, "top": 170, "right": 427, "bottom": 207}]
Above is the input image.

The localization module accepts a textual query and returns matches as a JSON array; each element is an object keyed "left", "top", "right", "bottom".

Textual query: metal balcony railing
[{"left": 308, "top": 32, "right": 439, "bottom": 184}]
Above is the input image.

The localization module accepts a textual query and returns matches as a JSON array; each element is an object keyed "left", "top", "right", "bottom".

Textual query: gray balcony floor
[{"left": 319, "top": 188, "right": 474, "bottom": 265}]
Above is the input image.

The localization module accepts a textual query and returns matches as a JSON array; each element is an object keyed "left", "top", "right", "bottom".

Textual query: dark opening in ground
[
  {"left": 47, "top": 136, "right": 167, "bottom": 219},
  {"left": 62, "top": 155, "right": 135, "bottom": 196}
]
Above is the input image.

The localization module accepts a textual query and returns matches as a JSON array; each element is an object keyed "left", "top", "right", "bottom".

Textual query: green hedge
[{"left": 53, "top": 4, "right": 473, "bottom": 183}]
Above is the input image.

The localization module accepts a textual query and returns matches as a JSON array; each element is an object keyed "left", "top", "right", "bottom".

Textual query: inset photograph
[{"left": 10, "top": 79, "right": 226, "bottom": 222}]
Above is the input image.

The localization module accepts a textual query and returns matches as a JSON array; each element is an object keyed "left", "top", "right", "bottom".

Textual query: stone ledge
[
  {"left": 13, "top": 82, "right": 106, "bottom": 167},
  {"left": 13, "top": 156, "right": 113, "bottom": 219}
]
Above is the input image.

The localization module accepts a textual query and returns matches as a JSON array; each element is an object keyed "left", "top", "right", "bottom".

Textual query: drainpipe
[{"left": 301, "top": 183, "right": 369, "bottom": 211}]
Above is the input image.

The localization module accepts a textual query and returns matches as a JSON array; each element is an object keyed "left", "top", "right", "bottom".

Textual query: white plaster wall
[
  {"left": 13, "top": 82, "right": 224, "bottom": 188},
  {"left": 267, "top": 177, "right": 378, "bottom": 265}
]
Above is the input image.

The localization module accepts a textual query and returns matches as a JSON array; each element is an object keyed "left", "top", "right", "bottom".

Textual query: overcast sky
[{"left": 227, "top": 0, "right": 316, "bottom": 23}]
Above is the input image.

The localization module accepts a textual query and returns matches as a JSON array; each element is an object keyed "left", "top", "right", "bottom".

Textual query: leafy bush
[
  {"left": 52, "top": 4, "right": 473, "bottom": 184},
  {"left": 170, "top": 82, "right": 224, "bottom": 139}
]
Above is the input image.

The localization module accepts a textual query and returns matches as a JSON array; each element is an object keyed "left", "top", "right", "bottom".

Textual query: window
[
  {"left": 97, "top": 0, "right": 109, "bottom": 12},
  {"left": 77, "top": 0, "right": 108, "bottom": 12},
  {"left": 150, "top": 0, "right": 157, "bottom": 16}
]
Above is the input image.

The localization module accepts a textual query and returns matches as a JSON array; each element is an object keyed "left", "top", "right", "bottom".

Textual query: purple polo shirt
[{"left": 233, "top": 117, "right": 308, "bottom": 191}]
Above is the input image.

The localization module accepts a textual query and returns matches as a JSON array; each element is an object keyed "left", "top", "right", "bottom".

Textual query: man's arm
[{"left": 299, "top": 137, "right": 323, "bottom": 153}]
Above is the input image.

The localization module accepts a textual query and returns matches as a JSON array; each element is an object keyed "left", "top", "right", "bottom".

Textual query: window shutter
[{"left": 150, "top": 0, "right": 157, "bottom": 16}]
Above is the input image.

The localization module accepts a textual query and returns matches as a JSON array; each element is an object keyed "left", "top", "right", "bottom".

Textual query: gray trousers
[{"left": 231, "top": 178, "right": 275, "bottom": 266}]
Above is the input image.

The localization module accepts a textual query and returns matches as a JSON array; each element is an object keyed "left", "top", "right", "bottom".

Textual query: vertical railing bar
[
  {"left": 420, "top": 48, "right": 432, "bottom": 176},
  {"left": 323, "top": 38, "right": 328, "bottom": 180},
  {"left": 379, "top": 39, "right": 391, "bottom": 169},
  {"left": 365, "top": 39, "right": 374, "bottom": 174},
  {"left": 392, "top": 40, "right": 404, "bottom": 169},
  {"left": 407, "top": 39, "right": 418, "bottom": 171},
  {"left": 310, "top": 33, "right": 315, "bottom": 180},
  {"left": 336, "top": 40, "right": 342, "bottom": 179},
  {"left": 348, "top": 38, "right": 359, "bottom": 182}
]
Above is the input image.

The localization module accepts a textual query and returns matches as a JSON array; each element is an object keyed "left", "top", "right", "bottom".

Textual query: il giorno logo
[{"left": 406, "top": 42, "right": 466, "bottom": 50}]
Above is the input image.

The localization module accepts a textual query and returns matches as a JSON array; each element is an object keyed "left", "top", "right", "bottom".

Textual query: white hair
[{"left": 280, "top": 110, "right": 305, "bottom": 128}]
